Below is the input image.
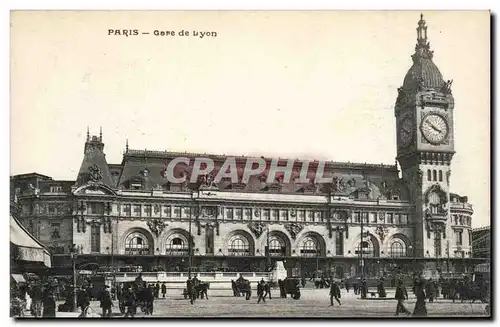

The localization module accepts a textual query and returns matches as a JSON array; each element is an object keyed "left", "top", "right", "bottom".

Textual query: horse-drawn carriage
[
  {"left": 118, "top": 279, "right": 154, "bottom": 316},
  {"left": 283, "top": 277, "right": 301, "bottom": 300},
  {"left": 232, "top": 278, "right": 252, "bottom": 300},
  {"left": 183, "top": 280, "right": 210, "bottom": 300}
]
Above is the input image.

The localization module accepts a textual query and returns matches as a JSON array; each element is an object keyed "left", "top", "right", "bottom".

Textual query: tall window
[
  {"left": 335, "top": 231, "right": 343, "bottom": 255},
  {"left": 389, "top": 240, "right": 406, "bottom": 257},
  {"left": 354, "top": 212, "right": 360, "bottom": 223},
  {"left": 434, "top": 232, "right": 442, "bottom": 257},
  {"left": 387, "top": 213, "right": 394, "bottom": 224},
  {"left": 166, "top": 236, "right": 188, "bottom": 255},
  {"left": 355, "top": 240, "right": 374, "bottom": 257},
  {"left": 362, "top": 212, "right": 368, "bottom": 224},
  {"left": 123, "top": 204, "right": 131, "bottom": 216},
  {"left": 125, "top": 232, "right": 151, "bottom": 255},
  {"left": 300, "top": 237, "right": 319, "bottom": 257},
  {"left": 133, "top": 205, "right": 141, "bottom": 217},
  {"left": 439, "top": 170, "right": 443, "bottom": 182},
  {"left": 456, "top": 230, "right": 463, "bottom": 245},
  {"left": 263, "top": 209, "right": 270, "bottom": 220},
  {"left": 433, "top": 170, "right": 437, "bottom": 181},
  {"left": 90, "top": 224, "right": 101, "bottom": 253},
  {"left": 269, "top": 235, "right": 286, "bottom": 256},
  {"left": 51, "top": 223, "right": 60, "bottom": 239},
  {"left": 144, "top": 205, "right": 152, "bottom": 217},
  {"left": 427, "top": 170, "right": 431, "bottom": 181},
  {"left": 228, "top": 234, "right": 250, "bottom": 256}
]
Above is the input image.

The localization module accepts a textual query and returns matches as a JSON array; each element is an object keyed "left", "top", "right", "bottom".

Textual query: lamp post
[
  {"left": 70, "top": 247, "right": 78, "bottom": 312},
  {"left": 189, "top": 191, "right": 198, "bottom": 279}
]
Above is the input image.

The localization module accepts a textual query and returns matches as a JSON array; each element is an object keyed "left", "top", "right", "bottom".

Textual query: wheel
[{"left": 294, "top": 292, "right": 301, "bottom": 300}]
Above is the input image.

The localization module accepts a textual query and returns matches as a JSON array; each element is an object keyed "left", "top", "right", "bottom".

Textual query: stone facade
[{"left": 11, "top": 16, "right": 479, "bottom": 278}]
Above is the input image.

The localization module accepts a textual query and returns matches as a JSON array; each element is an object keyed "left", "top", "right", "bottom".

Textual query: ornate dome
[
  {"left": 401, "top": 14, "right": 445, "bottom": 91},
  {"left": 402, "top": 58, "right": 444, "bottom": 90}
]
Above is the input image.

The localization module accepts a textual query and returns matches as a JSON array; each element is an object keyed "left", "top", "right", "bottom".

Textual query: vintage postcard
[{"left": 9, "top": 10, "right": 491, "bottom": 318}]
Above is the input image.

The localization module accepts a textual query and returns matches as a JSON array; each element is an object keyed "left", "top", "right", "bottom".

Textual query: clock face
[
  {"left": 421, "top": 114, "right": 449, "bottom": 144},
  {"left": 399, "top": 117, "right": 413, "bottom": 147}
]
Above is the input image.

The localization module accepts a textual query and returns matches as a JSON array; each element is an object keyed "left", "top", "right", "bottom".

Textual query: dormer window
[{"left": 50, "top": 186, "right": 62, "bottom": 193}]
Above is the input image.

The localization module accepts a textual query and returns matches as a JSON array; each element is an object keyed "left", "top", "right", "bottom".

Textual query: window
[
  {"left": 354, "top": 212, "right": 360, "bottom": 223},
  {"left": 48, "top": 204, "right": 56, "bottom": 214},
  {"left": 307, "top": 211, "right": 314, "bottom": 222},
  {"left": 245, "top": 208, "right": 252, "bottom": 220},
  {"left": 362, "top": 212, "right": 368, "bottom": 224},
  {"left": 389, "top": 240, "right": 406, "bottom": 257},
  {"left": 51, "top": 223, "right": 60, "bottom": 239},
  {"left": 369, "top": 212, "right": 376, "bottom": 223},
  {"left": 28, "top": 220, "right": 35, "bottom": 235},
  {"left": 133, "top": 205, "right": 141, "bottom": 216},
  {"left": 144, "top": 205, "right": 152, "bottom": 217},
  {"left": 166, "top": 236, "right": 188, "bottom": 255},
  {"left": 297, "top": 210, "right": 304, "bottom": 221},
  {"left": 123, "top": 204, "right": 131, "bottom": 216},
  {"left": 163, "top": 206, "right": 171, "bottom": 217},
  {"left": 235, "top": 208, "right": 242, "bottom": 220},
  {"left": 433, "top": 170, "right": 437, "bottom": 181},
  {"left": 90, "top": 224, "right": 101, "bottom": 252},
  {"left": 50, "top": 186, "right": 62, "bottom": 193},
  {"left": 173, "top": 207, "right": 181, "bottom": 218},
  {"left": 355, "top": 240, "right": 374, "bottom": 257},
  {"left": 400, "top": 214, "right": 408, "bottom": 225},
  {"left": 183, "top": 207, "right": 191, "bottom": 217},
  {"left": 89, "top": 202, "right": 104, "bottom": 214},
  {"left": 125, "top": 232, "right": 151, "bottom": 255},
  {"left": 439, "top": 170, "right": 443, "bottom": 182},
  {"left": 228, "top": 234, "right": 250, "bottom": 256},
  {"left": 427, "top": 170, "right": 431, "bottom": 181},
  {"left": 263, "top": 209, "right": 270, "bottom": 220},
  {"left": 281, "top": 210, "right": 288, "bottom": 221},
  {"left": 269, "top": 235, "right": 286, "bottom": 256},
  {"left": 387, "top": 213, "right": 394, "bottom": 224},
  {"left": 226, "top": 208, "right": 234, "bottom": 219},
  {"left": 335, "top": 231, "right": 343, "bottom": 255},
  {"left": 456, "top": 230, "right": 463, "bottom": 245},
  {"left": 434, "top": 233, "right": 442, "bottom": 257},
  {"left": 300, "top": 237, "right": 319, "bottom": 257},
  {"left": 154, "top": 204, "right": 160, "bottom": 214}
]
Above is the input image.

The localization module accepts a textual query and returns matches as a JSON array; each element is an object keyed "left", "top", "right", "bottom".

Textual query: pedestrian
[
  {"left": 154, "top": 282, "right": 160, "bottom": 299},
  {"left": 161, "top": 283, "right": 167, "bottom": 299},
  {"left": 42, "top": 286, "right": 56, "bottom": 318},
  {"left": 99, "top": 285, "right": 113, "bottom": 317},
  {"left": 263, "top": 282, "right": 272, "bottom": 299},
  {"left": 360, "top": 279, "right": 368, "bottom": 299},
  {"left": 426, "top": 278, "right": 436, "bottom": 302},
  {"left": 344, "top": 279, "right": 350, "bottom": 293},
  {"left": 412, "top": 278, "right": 427, "bottom": 317},
  {"left": 329, "top": 281, "right": 341, "bottom": 306},
  {"left": 257, "top": 280, "right": 266, "bottom": 304},
  {"left": 377, "top": 278, "right": 387, "bottom": 298},
  {"left": 394, "top": 279, "right": 411, "bottom": 316}
]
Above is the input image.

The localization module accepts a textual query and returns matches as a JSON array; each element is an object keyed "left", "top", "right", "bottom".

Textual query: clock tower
[{"left": 395, "top": 15, "right": 455, "bottom": 260}]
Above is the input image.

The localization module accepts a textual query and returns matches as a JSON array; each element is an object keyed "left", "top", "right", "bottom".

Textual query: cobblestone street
[{"left": 72, "top": 289, "right": 489, "bottom": 318}]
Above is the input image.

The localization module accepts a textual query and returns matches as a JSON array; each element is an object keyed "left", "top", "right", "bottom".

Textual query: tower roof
[{"left": 401, "top": 14, "right": 445, "bottom": 91}]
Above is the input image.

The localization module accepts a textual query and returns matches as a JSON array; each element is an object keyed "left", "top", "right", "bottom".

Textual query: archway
[
  {"left": 297, "top": 232, "right": 327, "bottom": 257},
  {"left": 355, "top": 234, "right": 380, "bottom": 258},
  {"left": 164, "top": 228, "right": 191, "bottom": 256},
  {"left": 268, "top": 230, "right": 292, "bottom": 256},
  {"left": 123, "top": 228, "right": 154, "bottom": 255},
  {"left": 226, "top": 230, "right": 255, "bottom": 256},
  {"left": 387, "top": 233, "right": 411, "bottom": 258}
]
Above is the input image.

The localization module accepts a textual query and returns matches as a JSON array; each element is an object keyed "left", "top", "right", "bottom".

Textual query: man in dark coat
[
  {"left": 426, "top": 278, "right": 437, "bottom": 302},
  {"left": 154, "top": 282, "right": 160, "bottom": 299},
  {"left": 394, "top": 279, "right": 411, "bottom": 316},
  {"left": 353, "top": 280, "right": 359, "bottom": 295},
  {"left": 257, "top": 280, "right": 266, "bottom": 303},
  {"left": 29, "top": 283, "right": 43, "bottom": 318},
  {"left": 278, "top": 279, "right": 286, "bottom": 298},
  {"left": 329, "top": 281, "right": 341, "bottom": 306},
  {"left": 263, "top": 282, "right": 272, "bottom": 299},
  {"left": 344, "top": 279, "right": 350, "bottom": 293},
  {"left": 360, "top": 279, "right": 368, "bottom": 299},
  {"left": 161, "top": 283, "right": 167, "bottom": 298},
  {"left": 144, "top": 285, "right": 155, "bottom": 315},
  {"left": 99, "top": 285, "right": 113, "bottom": 317},
  {"left": 377, "top": 278, "right": 387, "bottom": 298},
  {"left": 42, "top": 286, "right": 56, "bottom": 317}
]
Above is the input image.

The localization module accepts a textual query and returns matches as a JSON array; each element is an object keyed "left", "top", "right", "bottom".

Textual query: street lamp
[{"left": 70, "top": 245, "right": 78, "bottom": 312}]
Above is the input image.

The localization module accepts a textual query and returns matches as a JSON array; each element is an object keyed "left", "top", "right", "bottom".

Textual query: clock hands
[{"left": 425, "top": 121, "right": 443, "bottom": 134}]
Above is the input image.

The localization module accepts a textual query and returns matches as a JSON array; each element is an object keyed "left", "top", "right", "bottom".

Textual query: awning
[
  {"left": 10, "top": 215, "right": 51, "bottom": 268},
  {"left": 11, "top": 274, "right": 26, "bottom": 283}
]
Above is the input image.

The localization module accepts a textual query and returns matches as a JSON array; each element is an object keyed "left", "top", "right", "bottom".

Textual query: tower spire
[
  {"left": 413, "top": 13, "right": 433, "bottom": 60},
  {"left": 99, "top": 126, "right": 103, "bottom": 141},
  {"left": 86, "top": 126, "right": 90, "bottom": 142},
  {"left": 126, "top": 139, "right": 129, "bottom": 153}
]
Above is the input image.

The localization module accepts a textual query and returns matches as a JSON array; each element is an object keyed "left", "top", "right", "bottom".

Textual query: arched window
[
  {"left": 269, "top": 235, "right": 286, "bottom": 256},
  {"left": 228, "top": 234, "right": 250, "bottom": 256},
  {"left": 125, "top": 232, "right": 151, "bottom": 255},
  {"left": 300, "top": 237, "right": 319, "bottom": 257},
  {"left": 439, "top": 170, "right": 443, "bottom": 182},
  {"left": 166, "top": 236, "right": 188, "bottom": 255},
  {"left": 427, "top": 170, "right": 431, "bottom": 181},
  {"left": 356, "top": 240, "right": 374, "bottom": 257},
  {"left": 389, "top": 240, "right": 407, "bottom": 257},
  {"left": 433, "top": 170, "right": 437, "bottom": 181}
]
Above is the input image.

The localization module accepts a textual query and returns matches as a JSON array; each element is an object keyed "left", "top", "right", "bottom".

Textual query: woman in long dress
[{"left": 412, "top": 278, "right": 428, "bottom": 317}]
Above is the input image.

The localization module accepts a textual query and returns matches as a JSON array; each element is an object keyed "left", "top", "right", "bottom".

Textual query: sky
[{"left": 10, "top": 11, "right": 490, "bottom": 227}]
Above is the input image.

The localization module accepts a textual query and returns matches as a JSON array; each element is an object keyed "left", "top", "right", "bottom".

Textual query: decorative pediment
[
  {"left": 88, "top": 164, "right": 103, "bottom": 182},
  {"left": 284, "top": 223, "right": 304, "bottom": 240},
  {"left": 200, "top": 206, "right": 217, "bottom": 218},
  {"left": 73, "top": 183, "right": 117, "bottom": 196},
  {"left": 247, "top": 222, "right": 266, "bottom": 238}
]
